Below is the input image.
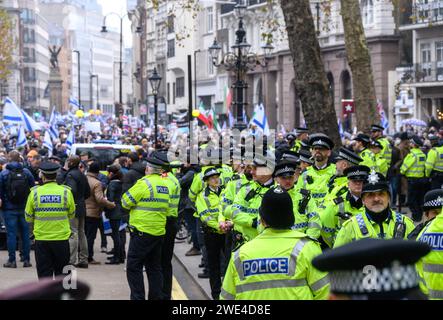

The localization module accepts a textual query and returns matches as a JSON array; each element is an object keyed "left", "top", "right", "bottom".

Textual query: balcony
[
  {"left": 401, "top": 1, "right": 443, "bottom": 29},
  {"left": 401, "top": 62, "right": 443, "bottom": 84}
]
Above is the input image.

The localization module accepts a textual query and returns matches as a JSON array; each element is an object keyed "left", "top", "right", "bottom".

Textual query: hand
[
  {"left": 224, "top": 221, "right": 233, "bottom": 231},
  {"left": 110, "top": 202, "right": 116, "bottom": 209},
  {"left": 0, "top": 198, "right": 2, "bottom": 208}
]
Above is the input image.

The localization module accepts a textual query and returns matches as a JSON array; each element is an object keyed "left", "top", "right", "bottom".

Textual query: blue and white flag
[
  {"left": 228, "top": 110, "right": 235, "bottom": 128},
  {"left": 3, "top": 97, "right": 41, "bottom": 132},
  {"left": 377, "top": 100, "right": 389, "bottom": 133},
  {"left": 242, "top": 108, "right": 248, "bottom": 125},
  {"left": 48, "top": 108, "right": 59, "bottom": 140},
  {"left": 250, "top": 103, "right": 270, "bottom": 136},
  {"left": 66, "top": 129, "right": 75, "bottom": 153},
  {"left": 338, "top": 118, "right": 344, "bottom": 138},
  {"left": 43, "top": 131, "right": 53, "bottom": 156},
  {"left": 16, "top": 126, "right": 27, "bottom": 148},
  {"left": 20, "top": 109, "right": 41, "bottom": 132},
  {"left": 69, "top": 97, "right": 81, "bottom": 110}
]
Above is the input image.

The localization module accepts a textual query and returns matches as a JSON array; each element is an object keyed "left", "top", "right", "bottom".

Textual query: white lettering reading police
[
  {"left": 420, "top": 233, "right": 443, "bottom": 251},
  {"left": 243, "top": 258, "right": 289, "bottom": 277},
  {"left": 156, "top": 186, "right": 169, "bottom": 194},
  {"left": 40, "top": 195, "right": 62, "bottom": 204}
]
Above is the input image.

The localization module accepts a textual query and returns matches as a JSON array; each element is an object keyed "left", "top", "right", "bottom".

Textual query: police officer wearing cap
[
  {"left": 231, "top": 157, "right": 275, "bottom": 244},
  {"left": 400, "top": 135, "right": 427, "bottom": 222},
  {"left": 196, "top": 167, "right": 227, "bottom": 300},
  {"left": 121, "top": 155, "right": 172, "bottom": 300},
  {"left": 370, "top": 124, "right": 392, "bottom": 168},
  {"left": 352, "top": 134, "right": 378, "bottom": 172},
  {"left": 369, "top": 139, "right": 388, "bottom": 176},
  {"left": 221, "top": 187, "right": 330, "bottom": 300},
  {"left": 298, "top": 149, "right": 313, "bottom": 172},
  {"left": 409, "top": 189, "right": 443, "bottom": 241},
  {"left": 313, "top": 238, "right": 430, "bottom": 300},
  {"left": 290, "top": 127, "right": 309, "bottom": 154},
  {"left": 416, "top": 189, "right": 443, "bottom": 299},
  {"left": 295, "top": 133, "right": 336, "bottom": 208},
  {"left": 151, "top": 151, "right": 181, "bottom": 300},
  {"left": 274, "top": 161, "right": 321, "bottom": 239},
  {"left": 320, "top": 166, "right": 370, "bottom": 248},
  {"left": 425, "top": 135, "right": 443, "bottom": 189},
  {"left": 334, "top": 172, "right": 415, "bottom": 248},
  {"left": 24, "top": 162, "right": 76, "bottom": 279},
  {"left": 325, "top": 147, "right": 362, "bottom": 202}
]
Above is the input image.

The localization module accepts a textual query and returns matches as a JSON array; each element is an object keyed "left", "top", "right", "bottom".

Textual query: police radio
[
  {"left": 393, "top": 221, "right": 406, "bottom": 239},
  {"left": 298, "top": 189, "right": 311, "bottom": 215}
]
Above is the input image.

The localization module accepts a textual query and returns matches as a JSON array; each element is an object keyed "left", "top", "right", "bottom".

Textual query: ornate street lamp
[{"left": 149, "top": 67, "right": 162, "bottom": 148}]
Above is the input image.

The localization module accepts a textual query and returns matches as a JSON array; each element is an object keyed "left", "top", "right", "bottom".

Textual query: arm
[
  {"left": 305, "top": 200, "right": 322, "bottom": 240},
  {"left": 220, "top": 253, "right": 237, "bottom": 300},
  {"left": 319, "top": 204, "right": 337, "bottom": 248},
  {"left": 333, "top": 220, "right": 356, "bottom": 248},
  {"left": 400, "top": 154, "right": 413, "bottom": 175},
  {"left": 24, "top": 189, "right": 35, "bottom": 223},
  {"left": 94, "top": 182, "right": 114, "bottom": 209},
  {"left": 64, "top": 173, "right": 78, "bottom": 199},
  {"left": 304, "top": 242, "right": 330, "bottom": 300},
  {"left": 188, "top": 174, "right": 202, "bottom": 203},
  {"left": 121, "top": 180, "right": 146, "bottom": 211},
  {"left": 24, "top": 169, "right": 35, "bottom": 187},
  {"left": 425, "top": 149, "right": 436, "bottom": 178},
  {"left": 66, "top": 189, "right": 76, "bottom": 219}
]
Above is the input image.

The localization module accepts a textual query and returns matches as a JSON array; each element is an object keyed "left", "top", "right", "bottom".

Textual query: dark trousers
[
  {"left": 203, "top": 229, "right": 226, "bottom": 300},
  {"left": 197, "top": 219, "right": 208, "bottom": 270},
  {"left": 34, "top": 240, "right": 70, "bottom": 279},
  {"left": 85, "top": 217, "right": 100, "bottom": 261},
  {"left": 390, "top": 175, "right": 400, "bottom": 206},
  {"left": 98, "top": 218, "right": 107, "bottom": 248},
  {"left": 407, "top": 178, "right": 427, "bottom": 221},
  {"left": 109, "top": 219, "right": 124, "bottom": 261},
  {"left": 431, "top": 174, "right": 443, "bottom": 190},
  {"left": 3, "top": 210, "right": 30, "bottom": 263},
  {"left": 161, "top": 217, "right": 178, "bottom": 300},
  {"left": 126, "top": 232, "right": 164, "bottom": 300},
  {"left": 184, "top": 209, "right": 200, "bottom": 250}
]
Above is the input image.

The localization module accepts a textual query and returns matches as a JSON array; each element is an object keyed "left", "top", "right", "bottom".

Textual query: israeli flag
[
  {"left": 250, "top": 103, "right": 270, "bottom": 136},
  {"left": 66, "top": 129, "right": 75, "bottom": 153},
  {"left": 242, "top": 108, "right": 248, "bottom": 124},
  {"left": 48, "top": 108, "right": 59, "bottom": 140},
  {"left": 3, "top": 97, "right": 40, "bottom": 132},
  {"left": 16, "top": 126, "right": 27, "bottom": 148},
  {"left": 43, "top": 131, "right": 53, "bottom": 156},
  {"left": 228, "top": 110, "right": 235, "bottom": 128},
  {"left": 69, "top": 97, "right": 80, "bottom": 110}
]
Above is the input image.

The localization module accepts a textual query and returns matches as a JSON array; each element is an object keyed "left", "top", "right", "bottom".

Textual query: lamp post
[
  {"left": 101, "top": 12, "right": 128, "bottom": 124},
  {"left": 149, "top": 67, "right": 162, "bottom": 149},
  {"left": 90, "top": 74, "right": 99, "bottom": 110},
  {"left": 73, "top": 50, "right": 82, "bottom": 110},
  {"left": 208, "top": 1, "right": 273, "bottom": 131}
]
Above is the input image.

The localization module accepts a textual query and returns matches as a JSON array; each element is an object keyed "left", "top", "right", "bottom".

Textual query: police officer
[
  {"left": 196, "top": 168, "right": 227, "bottom": 300},
  {"left": 231, "top": 157, "right": 275, "bottom": 244},
  {"left": 416, "top": 189, "right": 443, "bottom": 299},
  {"left": 152, "top": 151, "right": 181, "bottom": 301},
  {"left": 370, "top": 124, "right": 392, "bottom": 168},
  {"left": 24, "top": 162, "right": 75, "bottom": 279},
  {"left": 369, "top": 139, "right": 388, "bottom": 176},
  {"left": 409, "top": 189, "right": 443, "bottom": 240},
  {"left": 295, "top": 133, "right": 336, "bottom": 208},
  {"left": 313, "top": 238, "right": 430, "bottom": 300},
  {"left": 334, "top": 172, "right": 415, "bottom": 247},
  {"left": 290, "top": 127, "right": 309, "bottom": 153},
  {"left": 320, "top": 165, "right": 369, "bottom": 248},
  {"left": 122, "top": 156, "right": 171, "bottom": 300},
  {"left": 325, "top": 147, "right": 362, "bottom": 202},
  {"left": 298, "top": 149, "right": 313, "bottom": 172},
  {"left": 221, "top": 187, "right": 330, "bottom": 300},
  {"left": 425, "top": 136, "right": 443, "bottom": 189},
  {"left": 400, "top": 135, "right": 427, "bottom": 222},
  {"left": 274, "top": 161, "right": 321, "bottom": 239},
  {"left": 352, "top": 134, "right": 377, "bottom": 172}
]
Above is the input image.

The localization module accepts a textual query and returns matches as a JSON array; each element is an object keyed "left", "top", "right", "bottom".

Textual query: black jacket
[
  {"left": 122, "top": 160, "right": 146, "bottom": 194},
  {"left": 58, "top": 167, "right": 91, "bottom": 218},
  {"left": 105, "top": 179, "right": 124, "bottom": 220},
  {"left": 179, "top": 166, "right": 198, "bottom": 212}
]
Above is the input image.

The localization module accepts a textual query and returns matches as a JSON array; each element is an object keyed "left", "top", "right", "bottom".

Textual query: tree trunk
[
  {"left": 280, "top": 0, "right": 341, "bottom": 148},
  {"left": 340, "top": 0, "right": 378, "bottom": 133}
]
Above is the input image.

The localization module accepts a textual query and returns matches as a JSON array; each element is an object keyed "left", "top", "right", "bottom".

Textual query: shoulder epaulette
[
  {"left": 333, "top": 196, "right": 344, "bottom": 205},
  {"left": 30, "top": 185, "right": 38, "bottom": 192}
]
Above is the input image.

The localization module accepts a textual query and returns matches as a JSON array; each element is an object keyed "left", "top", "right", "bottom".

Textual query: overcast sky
[{"left": 97, "top": 0, "right": 132, "bottom": 48}]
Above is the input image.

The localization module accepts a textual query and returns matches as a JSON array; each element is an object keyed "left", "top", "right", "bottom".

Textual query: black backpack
[{"left": 6, "top": 168, "right": 31, "bottom": 204}]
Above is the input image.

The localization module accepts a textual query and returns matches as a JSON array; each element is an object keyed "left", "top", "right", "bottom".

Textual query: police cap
[
  {"left": 146, "top": 155, "right": 166, "bottom": 170},
  {"left": 259, "top": 187, "right": 294, "bottom": 229},
  {"left": 343, "top": 165, "right": 370, "bottom": 181},
  {"left": 312, "top": 238, "right": 430, "bottom": 299},
  {"left": 203, "top": 167, "right": 220, "bottom": 181},
  {"left": 353, "top": 133, "right": 371, "bottom": 144},
  {"left": 335, "top": 147, "right": 362, "bottom": 165},
  {"left": 39, "top": 161, "right": 60, "bottom": 175},
  {"left": 280, "top": 150, "right": 299, "bottom": 164},
  {"left": 285, "top": 133, "right": 296, "bottom": 141},
  {"left": 410, "top": 135, "right": 423, "bottom": 147},
  {"left": 295, "top": 127, "right": 309, "bottom": 135},
  {"left": 274, "top": 161, "right": 297, "bottom": 178},
  {"left": 299, "top": 149, "right": 313, "bottom": 165},
  {"left": 369, "top": 140, "right": 383, "bottom": 149},
  {"left": 309, "top": 133, "right": 334, "bottom": 150},
  {"left": 371, "top": 124, "right": 385, "bottom": 132},
  {"left": 362, "top": 171, "right": 390, "bottom": 195},
  {"left": 423, "top": 189, "right": 443, "bottom": 210}
]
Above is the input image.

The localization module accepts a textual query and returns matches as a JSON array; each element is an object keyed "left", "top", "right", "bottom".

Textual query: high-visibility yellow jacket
[
  {"left": 221, "top": 174, "right": 250, "bottom": 220},
  {"left": 374, "top": 151, "right": 389, "bottom": 176},
  {"left": 196, "top": 186, "right": 224, "bottom": 234},
  {"left": 121, "top": 174, "right": 171, "bottom": 236},
  {"left": 400, "top": 148, "right": 426, "bottom": 178},
  {"left": 25, "top": 182, "right": 75, "bottom": 241},
  {"left": 163, "top": 172, "right": 181, "bottom": 218},
  {"left": 295, "top": 163, "right": 336, "bottom": 208},
  {"left": 287, "top": 187, "right": 321, "bottom": 239},
  {"left": 290, "top": 140, "right": 303, "bottom": 153},
  {"left": 324, "top": 175, "right": 348, "bottom": 202},
  {"left": 188, "top": 165, "right": 214, "bottom": 203},
  {"left": 334, "top": 209, "right": 415, "bottom": 248},
  {"left": 220, "top": 228, "right": 330, "bottom": 300},
  {"left": 231, "top": 179, "right": 275, "bottom": 241},
  {"left": 416, "top": 213, "right": 443, "bottom": 300},
  {"left": 320, "top": 192, "right": 365, "bottom": 248},
  {"left": 425, "top": 146, "right": 443, "bottom": 177},
  {"left": 359, "top": 149, "right": 379, "bottom": 173},
  {"left": 377, "top": 137, "right": 392, "bottom": 167}
]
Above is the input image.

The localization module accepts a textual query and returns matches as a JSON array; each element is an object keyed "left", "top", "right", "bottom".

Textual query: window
[
  {"left": 167, "top": 15, "right": 174, "bottom": 34},
  {"left": 24, "top": 68, "right": 36, "bottom": 81},
  {"left": 206, "top": 7, "right": 213, "bottom": 33},
  {"left": 421, "top": 43, "right": 432, "bottom": 78},
  {"left": 23, "top": 48, "right": 36, "bottom": 63},
  {"left": 361, "top": 0, "right": 374, "bottom": 25},
  {"left": 176, "top": 77, "right": 185, "bottom": 98},
  {"left": 167, "top": 39, "right": 175, "bottom": 58},
  {"left": 167, "top": 82, "right": 170, "bottom": 104},
  {"left": 23, "top": 28, "right": 35, "bottom": 43},
  {"left": 173, "top": 82, "right": 176, "bottom": 104},
  {"left": 436, "top": 41, "right": 443, "bottom": 80},
  {"left": 207, "top": 51, "right": 214, "bottom": 76}
]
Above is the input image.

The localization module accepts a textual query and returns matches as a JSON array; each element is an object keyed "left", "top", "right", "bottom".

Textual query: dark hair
[
  {"left": 43, "top": 172, "right": 57, "bottom": 181},
  {"left": 88, "top": 161, "right": 100, "bottom": 173},
  {"left": 67, "top": 155, "right": 80, "bottom": 169},
  {"left": 8, "top": 150, "right": 21, "bottom": 162},
  {"left": 128, "top": 152, "right": 139, "bottom": 163},
  {"left": 118, "top": 156, "right": 128, "bottom": 167}
]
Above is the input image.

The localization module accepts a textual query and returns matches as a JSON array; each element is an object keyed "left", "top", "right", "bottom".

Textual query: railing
[
  {"left": 409, "top": 1, "right": 443, "bottom": 24},
  {"left": 402, "top": 62, "right": 443, "bottom": 82}
]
